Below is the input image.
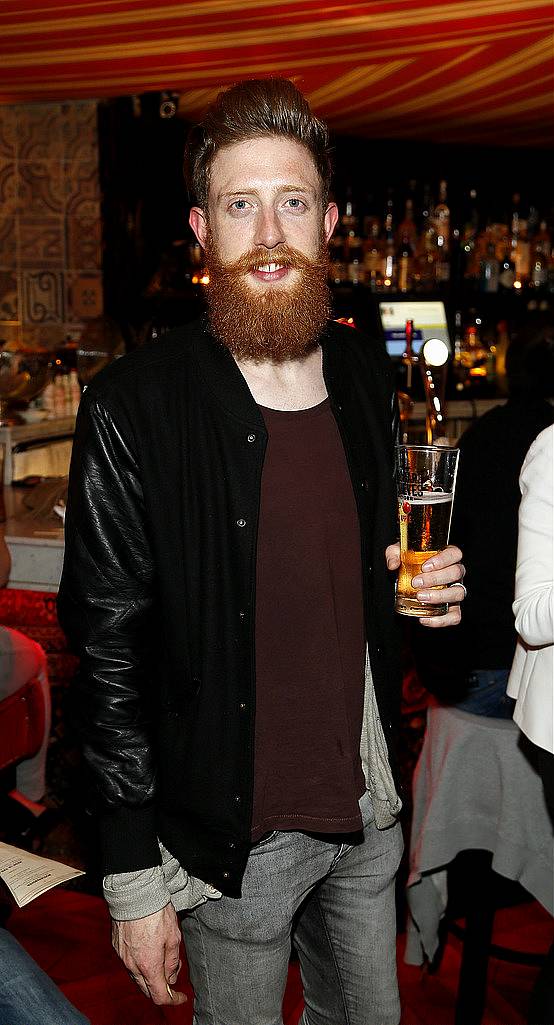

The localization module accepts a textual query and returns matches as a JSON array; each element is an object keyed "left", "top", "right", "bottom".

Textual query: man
[{"left": 58, "top": 79, "right": 465, "bottom": 1025}]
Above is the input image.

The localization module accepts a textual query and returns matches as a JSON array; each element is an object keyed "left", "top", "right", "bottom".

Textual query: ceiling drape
[{"left": 1, "top": 0, "right": 552, "bottom": 145}]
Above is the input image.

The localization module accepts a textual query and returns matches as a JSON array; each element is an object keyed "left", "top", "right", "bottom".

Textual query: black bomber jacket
[{"left": 57, "top": 317, "right": 401, "bottom": 896}]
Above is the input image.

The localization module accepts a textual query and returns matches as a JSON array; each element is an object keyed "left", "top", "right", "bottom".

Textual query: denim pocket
[{"left": 250, "top": 830, "right": 279, "bottom": 852}]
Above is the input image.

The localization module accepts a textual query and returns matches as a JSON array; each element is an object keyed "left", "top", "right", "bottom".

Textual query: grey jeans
[{"left": 180, "top": 791, "right": 403, "bottom": 1025}]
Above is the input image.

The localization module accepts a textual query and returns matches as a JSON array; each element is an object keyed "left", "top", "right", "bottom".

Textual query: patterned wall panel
[{"left": 0, "top": 100, "right": 102, "bottom": 350}]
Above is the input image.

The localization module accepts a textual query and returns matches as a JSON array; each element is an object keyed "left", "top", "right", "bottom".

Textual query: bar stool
[{"left": 405, "top": 703, "right": 554, "bottom": 1025}]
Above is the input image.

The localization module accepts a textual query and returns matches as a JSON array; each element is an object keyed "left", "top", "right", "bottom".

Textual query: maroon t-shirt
[{"left": 251, "top": 398, "right": 366, "bottom": 841}]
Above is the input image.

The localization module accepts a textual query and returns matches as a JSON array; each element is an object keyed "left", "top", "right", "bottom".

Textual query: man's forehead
[{"left": 209, "top": 137, "right": 320, "bottom": 199}]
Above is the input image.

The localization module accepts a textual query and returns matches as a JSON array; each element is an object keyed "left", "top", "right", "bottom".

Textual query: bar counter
[{"left": 2, "top": 487, "right": 64, "bottom": 593}]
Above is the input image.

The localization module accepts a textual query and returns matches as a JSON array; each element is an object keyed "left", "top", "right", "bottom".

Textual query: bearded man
[{"left": 58, "top": 79, "right": 466, "bottom": 1025}]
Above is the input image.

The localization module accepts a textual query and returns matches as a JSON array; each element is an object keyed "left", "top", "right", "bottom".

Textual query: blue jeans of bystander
[
  {"left": 454, "top": 668, "right": 515, "bottom": 719},
  {"left": 0, "top": 929, "right": 90, "bottom": 1025}
]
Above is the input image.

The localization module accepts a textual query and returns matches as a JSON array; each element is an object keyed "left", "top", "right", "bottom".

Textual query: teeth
[{"left": 258, "top": 263, "right": 283, "bottom": 273}]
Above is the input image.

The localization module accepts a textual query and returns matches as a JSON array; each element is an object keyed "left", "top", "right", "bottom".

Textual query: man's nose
[{"left": 254, "top": 207, "right": 285, "bottom": 249}]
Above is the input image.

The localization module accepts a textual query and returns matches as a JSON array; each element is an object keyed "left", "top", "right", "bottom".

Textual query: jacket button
[
  {"left": 236, "top": 518, "right": 246, "bottom": 528},
  {"left": 247, "top": 433, "right": 256, "bottom": 443},
  {"left": 228, "top": 841, "right": 236, "bottom": 849},
  {"left": 222, "top": 871, "right": 230, "bottom": 880},
  {"left": 234, "top": 794, "right": 241, "bottom": 803},
  {"left": 239, "top": 702, "right": 246, "bottom": 711},
  {"left": 239, "top": 610, "right": 246, "bottom": 621}
]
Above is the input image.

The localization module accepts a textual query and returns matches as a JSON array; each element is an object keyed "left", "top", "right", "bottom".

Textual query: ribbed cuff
[
  {"left": 104, "top": 864, "right": 171, "bottom": 921},
  {"left": 98, "top": 804, "right": 161, "bottom": 874}
]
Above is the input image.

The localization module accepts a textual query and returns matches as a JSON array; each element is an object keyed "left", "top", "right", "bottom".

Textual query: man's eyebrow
[{"left": 217, "top": 184, "right": 315, "bottom": 201}]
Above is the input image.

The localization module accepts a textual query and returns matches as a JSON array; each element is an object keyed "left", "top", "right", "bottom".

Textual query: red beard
[{"left": 204, "top": 234, "right": 332, "bottom": 363}]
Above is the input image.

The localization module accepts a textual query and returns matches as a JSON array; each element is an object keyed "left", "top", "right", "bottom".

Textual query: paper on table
[{"left": 0, "top": 842, "right": 84, "bottom": 908}]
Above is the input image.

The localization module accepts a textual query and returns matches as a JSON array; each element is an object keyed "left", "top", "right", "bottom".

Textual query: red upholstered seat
[{"left": 0, "top": 677, "right": 45, "bottom": 774}]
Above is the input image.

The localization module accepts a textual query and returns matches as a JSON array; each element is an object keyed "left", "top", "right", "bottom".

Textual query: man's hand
[
  {"left": 386, "top": 543, "right": 466, "bottom": 628},
  {"left": 111, "top": 904, "right": 187, "bottom": 1005}
]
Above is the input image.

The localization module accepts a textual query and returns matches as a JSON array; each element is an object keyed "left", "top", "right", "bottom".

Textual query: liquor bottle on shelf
[
  {"left": 461, "top": 188, "right": 480, "bottom": 281},
  {"left": 342, "top": 188, "right": 364, "bottom": 285},
  {"left": 530, "top": 221, "right": 551, "bottom": 288},
  {"left": 397, "top": 198, "right": 418, "bottom": 248},
  {"left": 417, "top": 202, "right": 437, "bottom": 291},
  {"left": 451, "top": 310, "right": 465, "bottom": 393},
  {"left": 346, "top": 232, "right": 364, "bottom": 286},
  {"left": 420, "top": 183, "right": 433, "bottom": 231},
  {"left": 433, "top": 180, "right": 450, "bottom": 285},
  {"left": 433, "top": 181, "right": 450, "bottom": 245},
  {"left": 397, "top": 232, "right": 415, "bottom": 293},
  {"left": 498, "top": 246, "right": 516, "bottom": 290},
  {"left": 382, "top": 213, "right": 397, "bottom": 289},
  {"left": 479, "top": 241, "right": 500, "bottom": 293},
  {"left": 362, "top": 219, "right": 383, "bottom": 291}
]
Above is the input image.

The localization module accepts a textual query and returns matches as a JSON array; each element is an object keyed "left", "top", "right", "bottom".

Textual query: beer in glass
[{"left": 395, "top": 444, "right": 459, "bottom": 617}]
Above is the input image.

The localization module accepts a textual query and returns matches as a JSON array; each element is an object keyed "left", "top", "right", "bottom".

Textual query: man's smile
[{"left": 250, "top": 263, "right": 291, "bottom": 283}]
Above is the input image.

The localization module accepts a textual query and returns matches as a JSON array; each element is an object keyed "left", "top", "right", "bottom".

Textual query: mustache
[{"left": 207, "top": 243, "right": 329, "bottom": 276}]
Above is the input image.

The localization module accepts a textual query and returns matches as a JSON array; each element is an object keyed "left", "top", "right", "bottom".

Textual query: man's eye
[
  {"left": 230, "top": 200, "right": 250, "bottom": 212},
  {"left": 284, "top": 198, "right": 305, "bottom": 211}
]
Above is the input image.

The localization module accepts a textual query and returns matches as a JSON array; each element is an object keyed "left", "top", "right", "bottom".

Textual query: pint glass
[{"left": 395, "top": 444, "right": 459, "bottom": 617}]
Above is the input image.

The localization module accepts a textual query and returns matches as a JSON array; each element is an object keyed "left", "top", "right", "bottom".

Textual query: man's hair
[{"left": 184, "top": 77, "right": 332, "bottom": 210}]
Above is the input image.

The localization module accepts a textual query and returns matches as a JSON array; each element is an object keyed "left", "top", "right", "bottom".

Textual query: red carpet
[{"left": 7, "top": 889, "right": 552, "bottom": 1025}]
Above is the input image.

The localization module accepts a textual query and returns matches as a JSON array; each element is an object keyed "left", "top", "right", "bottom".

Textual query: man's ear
[
  {"left": 323, "top": 202, "right": 339, "bottom": 243},
  {"left": 189, "top": 207, "right": 208, "bottom": 247}
]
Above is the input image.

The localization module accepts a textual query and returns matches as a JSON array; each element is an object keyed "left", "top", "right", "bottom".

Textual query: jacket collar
[{"left": 189, "top": 315, "right": 347, "bottom": 428}]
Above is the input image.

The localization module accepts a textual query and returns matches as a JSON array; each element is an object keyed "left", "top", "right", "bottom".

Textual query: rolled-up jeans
[{"left": 180, "top": 790, "right": 403, "bottom": 1025}]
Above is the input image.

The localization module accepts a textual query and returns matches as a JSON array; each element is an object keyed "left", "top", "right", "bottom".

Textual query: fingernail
[
  {"left": 417, "top": 591, "right": 431, "bottom": 601},
  {"left": 412, "top": 576, "right": 423, "bottom": 587},
  {"left": 422, "top": 560, "right": 435, "bottom": 571},
  {"left": 166, "top": 984, "right": 174, "bottom": 1000}
]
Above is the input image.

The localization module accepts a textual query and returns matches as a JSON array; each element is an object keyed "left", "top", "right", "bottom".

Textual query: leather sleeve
[{"left": 57, "top": 389, "right": 161, "bottom": 871}]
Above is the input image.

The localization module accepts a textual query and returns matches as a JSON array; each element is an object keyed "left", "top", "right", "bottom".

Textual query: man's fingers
[
  {"left": 415, "top": 583, "right": 467, "bottom": 606},
  {"left": 420, "top": 545, "right": 463, "bottom": 572},
  {"left": 385, "top": 542, "right": 401, "bottom": 570},
  {"left": 164, "top": 942, "right": 182, "bottom": 986},
  {"left": 419, "top": 605, "right": 462, "bottom": 628},
  {"left": 166, "top": 962, "right": 181, "bottom": 985},
  {"left": 412, "top": 565, "right": 465, "bottom": 590},
  {"left": 111, "top": 906, "right": 186, "bottom": 1005},
  {"left": 141, "top": 965, "right": 187, "bottom": 1006}
]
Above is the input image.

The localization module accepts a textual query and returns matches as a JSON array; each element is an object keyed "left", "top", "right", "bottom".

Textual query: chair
[
  {"left": 0, "top": 677, "right": 45, "bottom": 777},
  {"left": 405, "top": 703, "right": 554, "bottom": 1025}
]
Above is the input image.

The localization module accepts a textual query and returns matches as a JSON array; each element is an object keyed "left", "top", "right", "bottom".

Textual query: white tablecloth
[{"left": 405, "top": 704, "right": 554, "bottom": 965}]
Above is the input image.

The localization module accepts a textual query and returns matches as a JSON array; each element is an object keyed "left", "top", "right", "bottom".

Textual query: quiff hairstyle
[{"left": 184, "top": 77, "right": 333, "bottom": 211}]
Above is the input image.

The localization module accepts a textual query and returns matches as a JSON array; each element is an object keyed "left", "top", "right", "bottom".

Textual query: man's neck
[{"left": 235, "top": 346, "right": 327, "bottom": 411}]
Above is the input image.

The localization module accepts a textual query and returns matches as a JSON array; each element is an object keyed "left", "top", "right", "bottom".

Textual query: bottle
[
  {"left": 433, "top": 180, "right": 450, "bottom": 250},
  {"left": 452, "top": 310, "right": 466, "bottom": 393},
  {"left": 479, "top": 242, "right": 500, "bottom": 293},
  {"left": 433, "top": 180, "right": 450, "bottom": 285},
  {"left": 462, "top": 188, "right": 480, "bottom": 281},
  {"left": 531, "top": 221, "right": 551, "bottom": 288},
  {"left": 396, "top": 233, "right": 414, "bottom": 293},
  {"left": 397, "top": 198, "right": 418, "bottom": 248},
  {"left": 498, "top": 247, "right": 516, "bottom": 290},
  {"left": 382, "top": 213, "right": 396, "bottom": 289},
  {"left": 362, "top": 219, "right": 383, "bottom": 291},
  {"left": 341, "top": 188, "right": 364, "bottom": 285}
]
